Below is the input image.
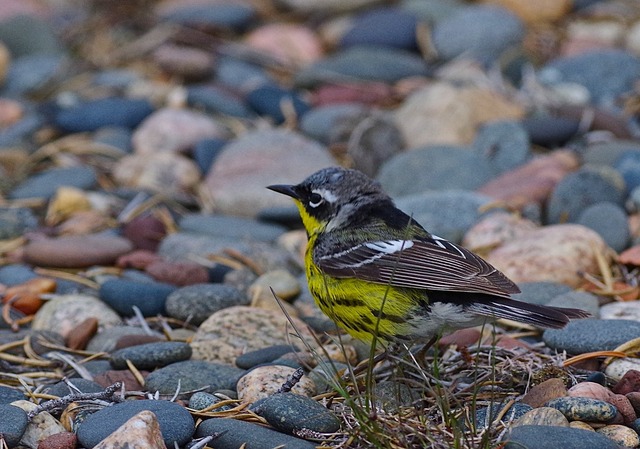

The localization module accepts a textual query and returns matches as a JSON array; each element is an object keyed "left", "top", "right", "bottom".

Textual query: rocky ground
[{"left": 2, "top": 0, "right": 640, "bottom": 448}]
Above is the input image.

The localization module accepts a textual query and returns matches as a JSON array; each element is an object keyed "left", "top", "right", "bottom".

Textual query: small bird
[{"left": 268, "top": 167, "right": 588, "bottom": 346}]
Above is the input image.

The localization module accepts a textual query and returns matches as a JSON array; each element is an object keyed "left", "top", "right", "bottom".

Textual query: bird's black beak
[{"left": 267, "top": 184, "right": 300, "bottom": 200}]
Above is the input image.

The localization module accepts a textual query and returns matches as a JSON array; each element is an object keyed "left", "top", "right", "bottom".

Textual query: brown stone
[
  {"left": 521, "top": 378, "right": 568, "bottom": 408},
  {"left": 24, "top": 234, "right": 133, "bottom": 268},
  {"left": 65, "top": 317, "right": 98, "bottom": 350},
  {"left": 145, "top": 260, "right": 209, "bottom": 286},
  {"left": 477, "top": 150, "right": 579, "bottom": 210},
  {"left": 568, "top": 382, "right": 614, "bottom": 402},
  {"left": 122, "top": 215, "right": 167, "bottom": 252},
  {"left": 117, "top": 250, "right": 163, "bottom": 270},
  {"left": 37, "top": 431, "right": 77, "bottom": 449},
  {"left": 438, "top": 328, "right": 482, "bottom": 348},
  {"left": 612, "top": 369, "right": 640, "bottom": 395},
  {"left": 609, "top": 394, "right": 637, "bottom": 425},
  {"left": 114, "top": 334, "right": 164, "bottom": 350},
  {"left": 626, "top": 391, "right": 640, "bottom": 415},
  {"left": 93, "top": 370, "right": 147, "bottom": 391},
  {"left": 1, "top": 277, "right": 56, "bottom": 315}
]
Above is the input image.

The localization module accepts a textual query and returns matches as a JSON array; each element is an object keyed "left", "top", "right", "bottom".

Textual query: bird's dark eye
[{"left": 308, "top": 192, "right": 324, "bottom": 208}]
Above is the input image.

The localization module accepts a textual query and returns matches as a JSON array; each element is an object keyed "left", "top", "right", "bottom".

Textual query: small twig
[
  {"left": 277, "top": 367, "right": 305, "bottom": 394},
  {"left": 27, "top": 382, "right": 124, "bottom": 420}
]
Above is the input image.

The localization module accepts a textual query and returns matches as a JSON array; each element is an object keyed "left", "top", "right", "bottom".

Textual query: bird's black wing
[{"left": 315, "top": 235, "right": 519, "bottom": 298}]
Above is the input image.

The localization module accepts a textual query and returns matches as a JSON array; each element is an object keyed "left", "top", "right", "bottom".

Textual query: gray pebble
[
  {"left": 545, "top": 397, "right": 617, "bottom": 422},
  {"left": 189, "top": 391, "right": 233, "bottom": 411},
  {"left": 77, "top": 399, "right": 194, "bottom": 448},
  {"left": 8, "top": 166, "right": 97, "bottom": 200},
  {"left": 0, "top": 386, "right": 24, "bottom": 404},
  {"left": 165, "top": 283, "right": 248, "bottom": 326},
  {"left": 43, "top": 379, "right": 104, "bottom": 397},
  {"left": 145, "top": 360, "right": 244, "bottom": 394},
  {"left": 504, "top": 425, "right": 621, "bottom": 449},
  {"left": 255, "top": 392, "right": 341, "bottom": 434},
  {"left": 473, "top": 120, "right": 531, "bottom": 174},
  {"left": 86, "top": 326, "right": 163, "bottom": 353},
  {"left": 547, "top": 167, "right": 625, "bottom": 224},
  {"left": 378, "top": 145, "right": 494, "bottom": 196},
  {"left": 511, "top": 282, "right": 573, "bottom": 306},
  {"left": 546, "top": 291, "right": 600, "bottom": 319},
  {"left": 0, "top": 207, "right": 38, "bottom": 240},
  {"left": 432, "top": 5, "right": 524, "bottom": 64},
  {"left": 235, "top": 345, "right": 297, "bottom": 369},
  {"left": 99, "top": 278, "right": 176, "bottom": 317},
  {"left": 395, "top": 191, "right": 498, "bottom": 243},
  {"left": 196, "top": 417, "right": 317, "bottom": 449},
  {"left": 110, "top": 341, "right": 192, "bottom": 370},
  {"left": 0, "top": 404, "right": 28, "bottom": 447},
  {"left": 179, "top": 213, "right": 286, "bottom": 243},
  {"left": 543, "top": 319, "right": 640, "bottom": 354},
  {"left": 576, "top": 202, "right": 630, "bottom": 252}
]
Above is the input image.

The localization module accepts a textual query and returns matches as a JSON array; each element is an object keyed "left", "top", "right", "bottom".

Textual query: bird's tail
[{"left": 465, "top": 297, "right": 590, "bottom": 329}]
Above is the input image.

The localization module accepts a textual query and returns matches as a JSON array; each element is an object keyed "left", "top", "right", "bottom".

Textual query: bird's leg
[{"left": 410, "top": 335, "right": 439, "bottom": 367}]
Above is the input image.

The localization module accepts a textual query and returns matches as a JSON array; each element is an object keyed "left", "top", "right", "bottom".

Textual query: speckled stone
[
  {"left": 165, "top": 283, "right": 249, "bottom": 326},
  {"left": 545, "top": 397, "right": 617, "bottom": 422},
  {"left": 110, "top": 341, "right": 192, "bottom": 370},
  {"left": 190, "top": 306, "right": 316, "bottom": 365},
  {"left": 237, "top": 365, "right": 316, "bottom": 404},
  {"left": 0, "top": 386, "right": 23, "bottom": 404},
  {"left": 254, "top": 392, "right": 341, "bottom": 434},
  {"left": 512, "top": 407, "right": 569, "bottom": 427},
  {"left": 596, "top": 424, "right": 640, "bottom": 448},
  {"left": 474, "top": 402, "right": 532, "bottom": 429}
]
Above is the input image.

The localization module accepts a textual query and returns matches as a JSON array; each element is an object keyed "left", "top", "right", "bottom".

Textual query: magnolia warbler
[{"left": 268, "top": 167, "right": 588, "bottom": 346}]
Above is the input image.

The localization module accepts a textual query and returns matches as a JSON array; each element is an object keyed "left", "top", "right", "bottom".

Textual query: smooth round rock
[
  {"left": 0, "top": 404, "right": 28, "bottom": 447},
  {"left": 247, "top": 84, "right": 310, "bottom": 124},
  {"left": 191, "top": 138, "right": 227, "bottom": 174},
  {"left": 0, "top": 386, "right": 24, "bottom": 404},
  {"left": 576, "top": 202, "right": 630, "bottom": 252},
  {"left": 597, "top": 424, "right": 640, "bottom": 448},
  {"left": 215, "top": 56, "right": 272, "bottom": 92},
  {"left": 24, "top": 234, "right": 133, "bottom": 268},
  {"left": 521, "top": 378, "right": 568, "bottom": 408},
  {"left": 513, "top": 407, "right": 569, "bottom": 427},
  {"left": 511, "top": 282, "right": 573, "bottom": 306},
  {"left": 546, "top": 291, "right": 600, "bottom": 320},
  {"left": 504, "top": 425, "right": 622, "bottom": 449},
  {"left": 196, "top": 417, "right": 317, "bottom": 449},
  {"left": 521, "top": 115, "right": 581, "bottom": 148},
  {"left": 4, "top": 55, "right": 65, "bottom": 95},
  {"left": 190, "top": 306, "right": 316, "bottom": 365},
  {"left": 110, "top": 341, "right": 192, "bottom": 370},
  {"left": 54, "top": 98, "right": 154, "bottom": 132},
  {"left": 31, "top": 294, "right": 122, "bottom": 339},
  {"left": 0, "top": 207, "right": 38, "bottom": 240},
  {"left": 615, "top": 150, "right": 640, "bottom": 193},
  {"left": 9, "top": 166, "right": 97, "bottom": 200},
  {"left": 545, "top": 397, "right": 618, "bottom": 422},
  {"left": 300, "top": 103, "right": 367, "bottom": 144},
  {"left": 86, "top": 326, "right": 163, "bottom": 353},
  {"left": 144, "top": 360, "right": 244, "bottom": 394},
  {"left": 538, "top": 49, "right": 640, "bottom": 106},
  {"left": 547, "top": 167, "right": 625, "bottom": 224},
  {"left": 473, "top": 120, "right": 530, "bottom": 173},
  {"left": 395, "top": 191, "right": 497, "bottom": 243},
  {"left": 295, "top": 46, "right": 429, "bottom": 87},
  {"left": 339, "top": 6, "right": 418, "bottom": 50},
  {"left": 44, "top": 379, "right": 104, "bottom": 397},
  {"left": 235, "top": 345, "right": 297, "bottom": 370},
  {"left": 77, "top": 399, "right": 194, "bottom": 448},
  {"left": 606, "top": 358, "right": 640, "bottom": 383},
  {"left": 189, "top": 391, "right": 233, "bottom": 412},
  {"left": 165, "top": 283, "right": 248, "bottom": 326},
  {"left": 187, "top": 85, "right": 255, "bottom": 119},
  {"left": 178, "top": 214, "right": 286, "bottom": 243},
  {"left": 237, "top": 365, "right": 316, "bottom": 404},
  {"left": 544, "top": 319, "right": 640, "bottom": 354},
  {"left": 379, "top": 145, "right": 495, "bottom": 196},
  {"left": 156, "top": 2, "right": 256, "bottom": 30},
  {"left": 474, "top": 402, "right": 532, "bottom": 429},
  {"left": 432, "top": 5, "right": 524, "bottom": 64},
  {"left": 204, "top": 129, "right": 337, "bottom": 217},
  {"left": 255, "top": 392, "right": 341, "bottom": 434},
  {"left": 600, "top": 301, "right": 640, "bottom": 321},
  {"left": 99, "top": 278, "right": 176, "bottom": 317}
]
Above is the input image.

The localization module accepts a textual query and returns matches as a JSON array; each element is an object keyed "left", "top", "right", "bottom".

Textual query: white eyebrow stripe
[{"left": 312, "top": 188, "right": 338, "bottom": 203}]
